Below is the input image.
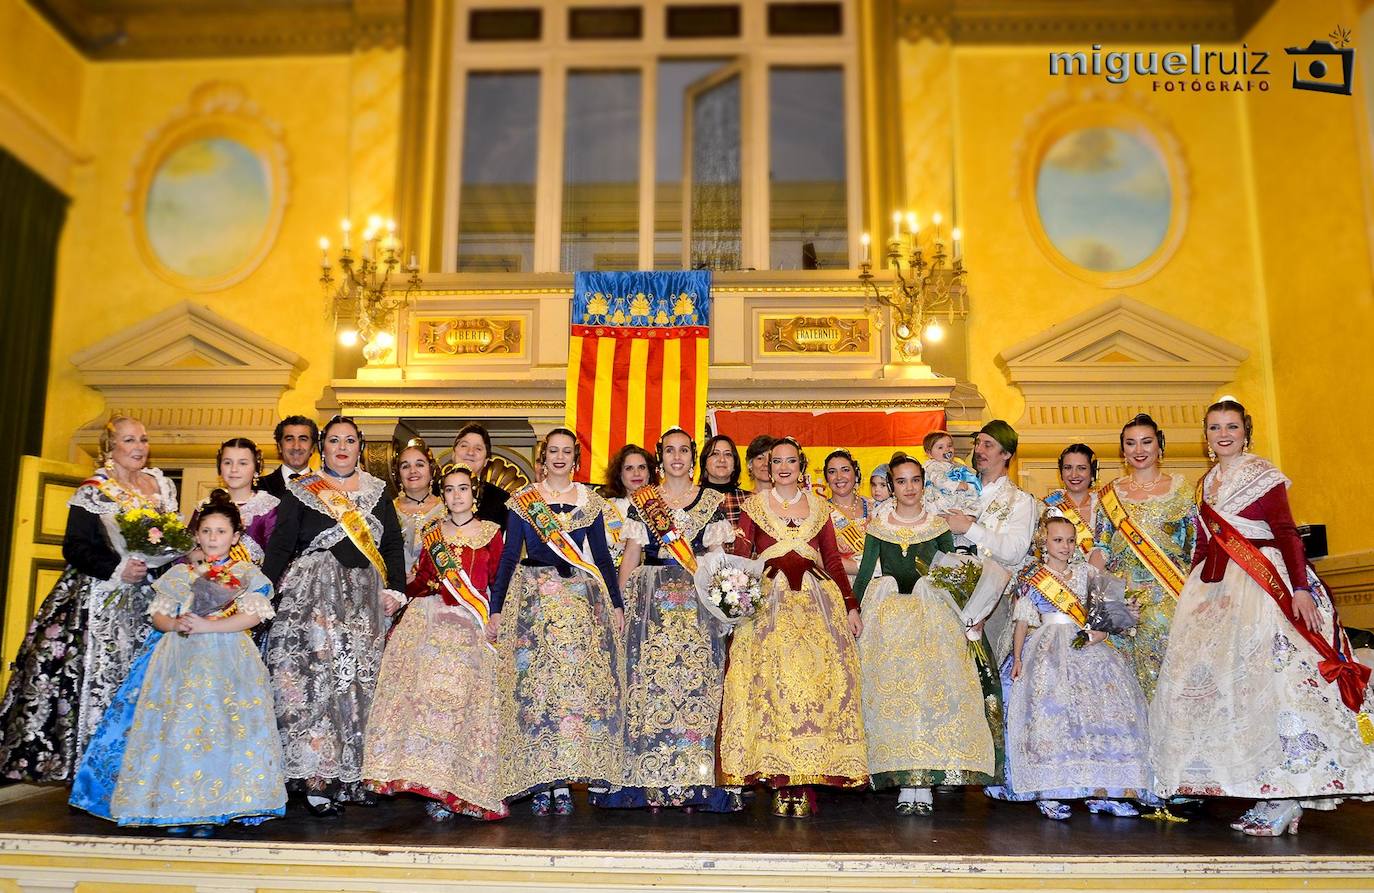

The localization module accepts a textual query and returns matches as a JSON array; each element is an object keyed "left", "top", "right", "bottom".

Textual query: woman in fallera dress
[
  {"left": 392, "top": 438, "right": 446, "bottom": 576},
  {"left": 596, "top": 428, "right": 739, "bottom": 812},
  {"left": 824, "top": 449, "right": 873, "bottom": 585},
  {"left": 1092, "top": 414, "right": 1198, "bottom": 700},
  {"left": 69, "top": 491, "right": 285, "bottom": 835},
  {"left": 854, "top": 453, "right": 995, "bottom": 815},
  {"left": 488, "top": 427, "right": 626, "bottom": 816},
  {"left": 0, "top": 416, "right": 178, "bottom": 783},
  {"left": 1150, "top": 400, "right": 1374, "bottom": 836},
  {"left": 364, "top": 465, "right": 508, "bottom": 821},
  {"left": 1042, "top": 444, "right": 1098, "bottom": 558},
  {"left": 722, "top": 437, "right": 868, "bottom": 817},
  {"left": 262, "top": 416, "right": 406, "bottom": 815}
]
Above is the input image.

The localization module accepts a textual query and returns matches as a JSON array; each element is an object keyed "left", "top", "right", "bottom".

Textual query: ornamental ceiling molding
[
  {"left": 896, "top": 0, "right": 1266, "bottom": 43},
  {"left": 30, "top": 0, "right": 406, "bottom": 60},
  {"left": 998, "top": 295, "right": 1248, "bottom": 444}
]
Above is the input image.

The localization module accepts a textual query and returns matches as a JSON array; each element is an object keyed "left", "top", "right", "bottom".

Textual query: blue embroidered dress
[{"left": 69, "top": 558, "right": 286, "bottom": 827}]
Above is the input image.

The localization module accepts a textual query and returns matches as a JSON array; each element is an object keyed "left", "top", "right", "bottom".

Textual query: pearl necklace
[
  {"left": 540, "top": 480, "right": 576, "bottom": 502},
  {"left": 770, "top": 488, "right": 804, "bottom": 508}
]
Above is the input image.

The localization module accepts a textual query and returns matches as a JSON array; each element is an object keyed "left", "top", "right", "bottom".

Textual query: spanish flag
[{"left": 565, "top": 271, "right": 711, "bottom": 483}]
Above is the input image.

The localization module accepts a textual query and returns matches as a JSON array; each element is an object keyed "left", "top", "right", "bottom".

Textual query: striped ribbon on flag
[{"left": 565, "top": 271, "right": 711, "bottom": 483}]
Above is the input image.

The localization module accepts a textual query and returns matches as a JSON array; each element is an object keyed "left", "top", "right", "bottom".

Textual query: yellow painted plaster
[{"left": 0, "top": 0, "right": 86, "bottom": 188}]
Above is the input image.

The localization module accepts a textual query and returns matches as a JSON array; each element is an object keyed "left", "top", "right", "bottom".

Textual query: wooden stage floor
[{"left": 1, "top": 784, "right": 1372, "bottom": 890}]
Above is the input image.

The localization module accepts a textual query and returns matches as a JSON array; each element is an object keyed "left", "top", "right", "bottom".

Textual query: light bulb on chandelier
[
  {"left": 339, "top": 329, "right": 359, "bottom": 347},
  {"left": 923, "top": 319, "right": 945, "bottom": 343}
]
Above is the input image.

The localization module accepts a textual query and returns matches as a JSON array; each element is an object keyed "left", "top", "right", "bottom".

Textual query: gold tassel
[{"left": 1357, "top": 711, "right": 1374, "bottom": 745}]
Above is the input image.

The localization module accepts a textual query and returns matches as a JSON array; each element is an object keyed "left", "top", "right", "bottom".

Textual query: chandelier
[
  {"left": 858, "top": 211, "right": 968, "bottom": 364},
  {"left": 319, "top": 215, "right": 421, "bottom": 365}
]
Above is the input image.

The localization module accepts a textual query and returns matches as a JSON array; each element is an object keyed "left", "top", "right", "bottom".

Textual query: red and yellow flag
[{"left": 566, "top": 271, "right": 711, "bottom": 482}]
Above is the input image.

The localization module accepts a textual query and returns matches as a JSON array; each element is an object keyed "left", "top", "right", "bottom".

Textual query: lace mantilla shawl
[
  {"left": 289, "top": 472, "right": 388, "bottom": 554},
  {"left": 623, "top": 487, "right": 727, "bottom": 547},
  {"left": 420, "top": 518, "right": 501, "bottom": 551},
  {"left": 864, "top": 505, "right": 949, "bottom": 549},
  {"left": 67, "top": 468, "right": 178, "bottom": 516},
  {"left": 1202, "top": 454, "right": 1290, "bottom": 514},
  {"left": 739, "top": 490, "right": 828, "bottom": 543},
  {"left": 506, "top": 482, "right": 612, "bottom": 532}
]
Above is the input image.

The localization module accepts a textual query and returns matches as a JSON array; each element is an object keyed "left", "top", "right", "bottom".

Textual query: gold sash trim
[
  {"left": 1099, "top": 485, "right": 1186, "bottom": 598},
  {"left": 1044, "top": 490, "right": 1094, "bottom": 554},
  {"left": 295, "top": 473, "right": 388, "bottom": 579},
  {"left": 1024, "top": 565, "right": 1088, "bottom": 628}
]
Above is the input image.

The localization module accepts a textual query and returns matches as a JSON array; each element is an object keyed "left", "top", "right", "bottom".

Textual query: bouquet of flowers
[
  {"left": 116, "top": 507, "right": 193, "bottom": 566},
  {"left": 924, "top": 551, "right": 1011, "bottom": 642},
  {"left": 188, "top": 562, "right": 245, "bottom": 616},
  {"left": 692, "top": 552, "right": 763, "bottom": 630}
]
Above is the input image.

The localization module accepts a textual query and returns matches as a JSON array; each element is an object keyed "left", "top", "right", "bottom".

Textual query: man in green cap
[{"left": 940, "top": 419, "right": 1037, "bottom": 661}]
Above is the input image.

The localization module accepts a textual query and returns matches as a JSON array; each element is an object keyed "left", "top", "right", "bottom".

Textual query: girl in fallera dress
[
  {"left": 596, "top": 428, "right": 739, "bottom": 812},
  {"left": 1091, "top": 414, "right": 1198, "bottom": 700},
  {"left": 855, "top": 453, "right": 996, "bottom": 815},
  {"left": 824, "top": 449, "right": 873, "bottom": 585},
  {"left": 364, "top": 465, "right": 508, "bottom": 821},
  {"left": 993, "top": 515, "right": 1154, "bottom": 821},
  {"left": 1042, "top": 444, "right": 1098, "bottom": 558},
  {"left": 488, "top": 428, "right": 626, "bottom": 816},
  {"left": 193, "top": 438, "right": 278, "bottom": 565},
  {"left": 392, "top": 438, "right": 446, "bottom": 577},
  {"left": 69, "top": 491, "right": 285, "bottom": 835},
  {"left": 1150, "top": 400, "right": 1374, "bottom": 836},
  {"left": 0, "top": 416, "right": 178, "bottom": 782},
  {"left": 722, "top": 437, "right": 868, "bottom": 817}
]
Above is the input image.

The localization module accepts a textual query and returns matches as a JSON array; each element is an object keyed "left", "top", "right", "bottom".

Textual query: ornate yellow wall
[{"left": 0, "top": 0, "right": 85, "bottom": 190}]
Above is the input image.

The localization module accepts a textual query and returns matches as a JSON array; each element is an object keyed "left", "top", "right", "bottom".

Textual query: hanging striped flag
[{"left": 566, "top": 271, "right": 711, "bottom": 483}]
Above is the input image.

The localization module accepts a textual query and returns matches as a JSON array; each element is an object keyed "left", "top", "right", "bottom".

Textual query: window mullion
[
  {"left": 741, "top": 54, "right": 770, "bottom": 271},
  {"left": 638, "top": 59, "right": 657, "bottom": 271},
  {"left": 534, "top": 59, "right": 566, "bottom": 273}
]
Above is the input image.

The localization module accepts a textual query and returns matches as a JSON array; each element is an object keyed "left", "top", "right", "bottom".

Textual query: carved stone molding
[
  {"left": 1317, "top": 550, "right": 1374, "bottom": 630},
  {"left": 896, "top": 0, "right": 1263, "bottom": 44},
  {"left": 998, "top": 296, "right": 1248, "bottom": 448},
  {"left": 69, "top": 301, "right": 308, "bottom": 462}
]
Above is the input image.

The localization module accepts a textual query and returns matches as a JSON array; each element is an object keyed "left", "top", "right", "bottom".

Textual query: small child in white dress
[{"left": 921, "top": 431, "right": 981, "bottom": 515}]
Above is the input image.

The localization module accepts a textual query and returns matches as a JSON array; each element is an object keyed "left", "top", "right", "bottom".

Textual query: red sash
[{"left": 1201, "top": 501, "right": 1370, "bottom": 716}]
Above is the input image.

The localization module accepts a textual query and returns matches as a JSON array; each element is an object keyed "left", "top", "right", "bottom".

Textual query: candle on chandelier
[
  {"left": 409, "top": 252, "right": 419, "bottom": 271},
  {"left": 951, "top": 227, "right": 962, "bottom": 260},
  {"left": 318, "top": 236, "right": 329, "bottom": 267},
  {"left": 932, "top": 212, "right": 943, "bottom": 240},
  {"left": 859, "top": 232, "right": 870, "bottom": 264},
  {"left": 891, "top": 211, "right": 901, "bottom": 243},
  {"left": 341, "top": 218, "right": 351, "bottom": 249}
]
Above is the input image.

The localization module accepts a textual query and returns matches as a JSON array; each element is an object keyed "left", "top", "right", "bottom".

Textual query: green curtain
[{"left": 0, "top": 149, "right": 70, "bottom": 617}]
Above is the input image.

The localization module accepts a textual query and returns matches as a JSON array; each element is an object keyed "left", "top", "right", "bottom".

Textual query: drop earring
[{"left": 1206, "top": 446, "right": 1216, "bottom": 462}]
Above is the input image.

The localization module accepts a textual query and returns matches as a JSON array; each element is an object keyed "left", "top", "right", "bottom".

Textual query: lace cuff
[
  {"left": 701, "top": 519, "right": 733, "bottom": 549},
  {"left": 1012, "top": 593, "right": 1041, "bottom": 626},
  {"left": 237, "top": 592, "right": 275, "bottom": 621},
  {"left": 148, "top": 591, "right": 182, "bottom": 618},
  {"left": 621, "top": 519, "right": 649, "bottom": 546},
  {"left": 383, "top": 588, "right": 408, "bottom": 607}
]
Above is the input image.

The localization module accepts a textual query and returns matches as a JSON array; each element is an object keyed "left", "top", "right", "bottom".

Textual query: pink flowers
[{"left": 147, "top": 527, "right": 163, "bottom": 544}]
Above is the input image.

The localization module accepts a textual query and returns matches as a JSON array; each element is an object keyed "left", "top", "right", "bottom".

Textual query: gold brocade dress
[{"left": 720, "top": 493, "right": 868, "bottom": 787}]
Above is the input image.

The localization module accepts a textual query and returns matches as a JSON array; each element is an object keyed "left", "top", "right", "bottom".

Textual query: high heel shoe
[
  {"left": 1241, "top": 802, "right": 1302, "bottom": 837},
  {"left": 1230, "top": 805, "right": 1263, "bottom": 831},
  {"left": 1037, "top": 800, "right": 1071, "bottom": 821},
  {"left": 770, "top": 789, "right": 793, "bottom": 817},
  {"left": 1086, "top": 799, "right": 1139, "bottom": 817},
  {"left": 305, "top": 798, "right": 343, "bottom": 818},
  {"left": 530, "top": 791, "right": 552, "bottom": 816},
  {"left": 792, "top": 787, "right": 816, "bottom": 818},
  {"left": 553, "top": 787, "right": 574, "bottom": 815}
]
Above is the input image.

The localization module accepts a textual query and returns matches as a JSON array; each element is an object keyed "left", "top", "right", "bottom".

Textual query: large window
[{"left": 445, "top": 1, "right": 859, "bottom": 273}]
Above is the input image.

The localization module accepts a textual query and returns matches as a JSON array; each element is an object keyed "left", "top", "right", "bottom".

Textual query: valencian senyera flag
[{"left": 566, "top": 271, "right": 711, "bottom": 483}]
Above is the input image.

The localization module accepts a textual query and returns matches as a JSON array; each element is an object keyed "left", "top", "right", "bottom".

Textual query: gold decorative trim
[
  {"left": 760, "top": 315, "right": 873, "bottom": 355},
  {"left": 411, "top": 316, "right": 524, "bottom": 359},
  {"left": 708, "top": 398, "right": 947, "bottom": 410},
  {"left": 125, "top": 83, "right": 289, "bottom": 294},
  {"left": 345, "top": 399, "right": 566, "bottom": 411}
]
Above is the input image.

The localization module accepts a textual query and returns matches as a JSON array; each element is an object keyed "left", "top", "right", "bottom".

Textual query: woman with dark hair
[
  {"left": 0, "top": 415, "right": 178, "bottom": 783},
  {"left": 1092, "top": 413, "right": 1197, "bottom": 701},
  {"left": 597, "top": 427, "right": 738, "bottom": 812},
  {"left": 1150, "top": 400, "right": 1374, "bottom": 836},
  {"left": 602, "top": 444, "right": 657, "bottom": 564},
  {"left": 452, "top": 423, "right": 511, "bottom": 527},
  {"left": 487, "top": 427, "right": 625, "bottom": 816},
  {"left": 824, "top": 449, "right": 873, "bottom": 582},
  {"left": 392, "top": 437, "right": 445, "bottom": 576},
  {"left": 744, "top": 434, "right": 775, "bottom": 494},
  {"left": 700, "top": 434, "right": 748, "bottom": 545},
  {"left": 1042, "top": 444, "right": 1098, "bottom": 557},
  {"left": 855, "top": 452, "right": 994, "bottom": 815},
  {"left": 263, "top": 416, "right": 406, "bottom": 816},
  {"left": 722, "top": 436, "right": 867, "bottom": 817}
]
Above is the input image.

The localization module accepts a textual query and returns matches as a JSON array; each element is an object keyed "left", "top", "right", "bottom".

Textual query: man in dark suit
[
  {"left": 259, "top": 415, "right": 319, "bottom": 499},
  {"left": 452, "top": 422, "right": 510, "bottom": 527}
]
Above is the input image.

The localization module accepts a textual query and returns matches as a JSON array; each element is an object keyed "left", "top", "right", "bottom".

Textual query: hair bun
[{"left": 206, "top": 487, "right": 236, "bottom": 508}]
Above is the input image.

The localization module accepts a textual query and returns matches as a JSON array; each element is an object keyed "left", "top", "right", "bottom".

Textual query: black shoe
[
  {"left": 355, "top": 790, "right": 380, "bottom": 807},
  {"left": 306, "top": 798, "right": 344, "bottom": 817}
]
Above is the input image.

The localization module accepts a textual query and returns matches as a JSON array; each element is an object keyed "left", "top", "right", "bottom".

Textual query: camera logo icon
[{"left": 1284, "top": 37, "right": 1355, "bottom": 95}]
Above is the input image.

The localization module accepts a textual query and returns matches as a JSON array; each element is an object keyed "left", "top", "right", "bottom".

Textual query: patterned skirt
[
  {"left": 0, "top": 567, "right": 152, "bottom": 783},
  {"left": 592, "top": 563, "right": 738, "bottom": 811},
  {"left": 495, "top": 565, "right": 625, "bottom": 800},
  {"left": 364, "top": 596, "right": 508, "bottom": 817},
  {"left": 858, "top": 576, "right": 997, "bottom": 789},
  {"left": 719, "top": 572, "right": 868, "bottom": 788},
  {"left": 265, "top": 552, "right": 387, "bottom": 802}
]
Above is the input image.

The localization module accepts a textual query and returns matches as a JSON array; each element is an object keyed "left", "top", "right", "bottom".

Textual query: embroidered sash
[
  {"left": 1100, "top": 485, "right": 1186, "bottom": 598},
  {"left": 89, "top": 475, "right": 161, "bottom": 514},
  {"left": 294, "top": 472, "right": 388, "bottom": 578},
  {"left": 1024, "top": 565, "right": 1088, "bottom": 628},
  {"left": 829, "top": 505, "right": 868, "bottom": 555},
  {"left": 1044, "top": 490, "right": 1094, "bottom": 555},
  {"left": 604, "top": 502, "right": 625, "bottom": 545},
  {"left": 513, "top": 488, "right": 608, "bottom": 590},
  {"left": 629, "top": 485, "right": 698, "bottom": 573},
  {"left": 421, "top": 521, "right": 495, "bottom": 648},
  {"left": 1201, "top": 502, "right": 1371, "bottom": 725}
]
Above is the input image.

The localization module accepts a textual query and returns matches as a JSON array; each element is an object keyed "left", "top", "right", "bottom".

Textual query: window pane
[
  {"left": 457, "top": 72, "right": 539, "bottom": 272},
  {"left": 653, "top": 59, "right": 732, "bottom": 269},
  {"left": 685, "top": 67, "right": 742, "bottom": 270},
  {"left": 769, "top": 67, "right": 847, "bottom": 269},
  {"left": 666, "top": 5, "right": 741, "bottom": 38},
  {"left": 468, "top": 9, "right": 542, "bottom": 41},
  {"left": 569, "top": 7, "right": 643, "bottom": 39},
  {"left": 767, "top": 3, "right": 843, "bottom": 36},
  {"left": 561, "top": 71, "right": 641, "bottom": 271}
]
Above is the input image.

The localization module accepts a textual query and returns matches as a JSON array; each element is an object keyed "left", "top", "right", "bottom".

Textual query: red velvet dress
[
  {"left": 363, "top": 521, "right": 509, "bottom": 818},
  {"left": 718, "top": 492, "right": 868, "bottom": 788}
]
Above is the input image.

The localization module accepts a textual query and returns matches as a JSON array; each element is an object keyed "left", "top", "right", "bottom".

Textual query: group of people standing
[{"left": 0, "top": 399, "right": 1369, "bottom": 838}]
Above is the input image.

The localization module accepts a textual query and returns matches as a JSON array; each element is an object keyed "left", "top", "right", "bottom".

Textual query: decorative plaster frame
[
  {"left": 1013, "top": 88, "right": 1189, "bottom": 289},
  {"left": 125, "top": 82, "right": 289, "bottom": 293}
]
